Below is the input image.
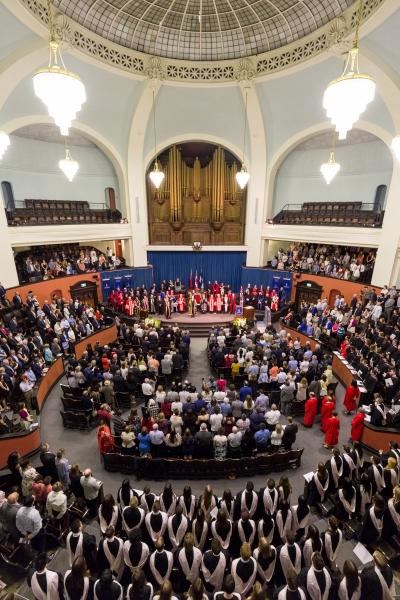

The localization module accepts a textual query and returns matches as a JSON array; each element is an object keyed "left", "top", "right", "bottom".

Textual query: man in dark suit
[
  {"left": 282, "top": 416, "right": 298, "bottom": 450},
  {"left": 39, "top": 444, "right": 58, "bottom": 482},
  {"left": 172, "top": 351, "right": 184, "bottom": 369},
  {"left": 12, "top": 293, "right": 23, "bottom": 309},
  {"left": 32, "top": 331, "right": 44, "bottom": 351}
]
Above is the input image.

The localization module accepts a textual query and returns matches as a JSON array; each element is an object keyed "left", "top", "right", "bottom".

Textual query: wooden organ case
[{"left": 148, "top": 143, "right": 246, "bottom": 245}]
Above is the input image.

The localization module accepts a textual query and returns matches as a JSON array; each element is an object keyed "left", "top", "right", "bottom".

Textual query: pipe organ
[{"left": 148, "top": 143, "right": 246, "bottom": 245}]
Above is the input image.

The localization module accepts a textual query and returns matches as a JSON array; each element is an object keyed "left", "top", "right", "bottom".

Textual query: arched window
[
  {"left": 1, "top": 181, "right": 15, "bottom": 210},
  {"left": 374, "top": 184, "right": 387, "bottom": 211}
]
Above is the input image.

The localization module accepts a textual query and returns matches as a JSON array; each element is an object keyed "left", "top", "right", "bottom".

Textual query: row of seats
[
  {"left": 25, "top": 200, "right": 90, "bottom": 212},
  {"left": 273, "top": 201, "right": 383, "bottom": 228},
  {"left": 101, "top": 448, "right": 304, "bottom": 478}
]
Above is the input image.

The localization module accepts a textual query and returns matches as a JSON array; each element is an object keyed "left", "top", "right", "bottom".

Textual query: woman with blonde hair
[
  {"left": 383, "top": 457, "right": 399, "bottom": 499},
  {"left": 46, "top": 481, "right": 68, "bottom": 529},
  {"left": 324, "top": 365, "right": 333, "bottom": 385},
  {"left": 246, "top": 581, "right": 266, "bottom": 600},
  {"left": 199, "top": 484, "right": 218, "bottom": 521},
  {"left": 253, "top": 537, "right": 276, "bottom": 589},
  {"left": 296, "top": 377, "right": 308, "bottom": 402},
  {"left": 271, "top": 424, "right": 283, "bottom": 448},
  {"left": 187, "top": 578, "right": 208, "bottom": 600},
  {"left": 383, "top": 485, "right": 400, "bottom": 538}
]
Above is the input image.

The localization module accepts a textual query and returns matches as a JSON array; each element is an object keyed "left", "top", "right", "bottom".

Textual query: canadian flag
[{"left": 195, "top": 270, "right": 198, "bottom": 289}]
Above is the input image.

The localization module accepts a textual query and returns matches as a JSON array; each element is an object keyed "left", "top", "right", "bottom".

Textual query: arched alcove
[
  {"left": 374, "top": 184, "right": 387, "bottom": 211},
  {"left": 147, "top": 140, "right": 246, "bottom": 246},
  {"left": 1, "top": 181, "right": 14, "bottom": 210}
]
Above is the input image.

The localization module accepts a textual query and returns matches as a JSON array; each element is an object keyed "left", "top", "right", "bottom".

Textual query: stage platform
[{"left": 101, "top": 304, "right": 289, "bottom": 337}]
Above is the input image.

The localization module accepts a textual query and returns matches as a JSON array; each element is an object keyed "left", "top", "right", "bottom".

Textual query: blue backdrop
[
  {"left": 241, "top": 267, "right": 293, "bottom": 296},
  {"left": 101, "top": 268, "right": 153, "bottom": 300},
  {"left": 147, "top": 251, "right": 246, "bottom": 291}
]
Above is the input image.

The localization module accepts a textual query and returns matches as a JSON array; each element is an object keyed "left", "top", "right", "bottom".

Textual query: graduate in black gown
[{"left": 357, "top": 494, "right": 385, "bottom": 544}]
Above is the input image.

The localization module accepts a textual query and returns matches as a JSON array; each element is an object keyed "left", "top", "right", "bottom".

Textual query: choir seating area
[
  {"left": 271, "top": 201, "right": 383, "bottom": 227},
  {"left": 6, "top": 199, "right": 122, "bottom": 226}
]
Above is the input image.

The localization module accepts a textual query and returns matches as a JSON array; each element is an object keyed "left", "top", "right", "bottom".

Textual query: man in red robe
[
  {"left": 216, "top": 294, "right": 222, "bottom": 312},
  {"left": 343, "top": 381, "right": 360, "bottom": 415},
  {"left": 324, "top": 411, "right": 340, "bottom": 448},
  {"left": 303, "top": 393, "right": 318, "bottom": 427},
  {"left": 351, "top": 407, "right": 365, "bottom": 442},
  {"left": 321, "top": 396, "right": 335, "bottom": 432},
  {"left": 212, "top": 281, "right": 220, "bottom": 295},
  {"left": 125, "top": 297, "right": 134, "bottom": 316},
  {"left": 208, "top": 295, "right": 215, "bottom": 313},
  {"left": 229, "top": 293, "right": 236, "bottom": 314}
]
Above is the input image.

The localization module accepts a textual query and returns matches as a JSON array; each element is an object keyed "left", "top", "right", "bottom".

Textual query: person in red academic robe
[
  {"left": 142, "top": 295, "right": 149, "bottom": 311},
  {"left": 229, "top": 293, "right": 236, "bottom": 314},
  {"left": 125, "top": 297, "right": 134, "bottom": 316},
  {"left": 97, "top": 424, "right": 114, "bottom": 454},
  {"left": 212, "top": 281, "right": 220, "bottom": 295},
  {"left": 208, "top": 295, "right": 215, "bottom": 313},
  {"left": 351, "top": 408, "right": 365, "bottom": 442},
  {"left": 109, "top": 292, "right": 116, "bottom": 309},
  {"left": 343, "top": 381, "right": 360, "bottom": 415},
  {"left": 216, "top": 294, "right": 223, "bottom": 312},
  {"left": 303, "top": 394, "right": 318, "bottom": 427},
  {"left": 271, "top": 294, "right": 279, "bottom": 311},
  {"left": 252, "top": 286, "right": 258, "bottom": 296},
  {"left": 178, "top": 294, "right": 185, "bottom": 312},
  {"left": 324, "top": 412, "right": 340, "bottom": 448},
  {"left": 321, "top": 397, "right": 335, "bottom": 432},
  {"left": 118, "top": 294, "right": 125, "bottom": 312}
]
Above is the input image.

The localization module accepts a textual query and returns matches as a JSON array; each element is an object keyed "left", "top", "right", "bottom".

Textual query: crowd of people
[
  {"left": 1, "top": 467, "right": 397, "bottom": 600},
  {"left": 109, "top": 280, "right": 287, "bottom": 319},
  {"left": 0, "top": 287, "right": 113, "bottom": 430},
  {"left": 269, "top": 243, "right": 376, "bottom": 283},
  {"left": 17, "top": 244, "right": 123, "bottom": 283}
]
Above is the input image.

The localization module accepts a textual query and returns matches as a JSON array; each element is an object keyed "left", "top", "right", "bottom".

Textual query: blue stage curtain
[
  {"left": 100, "top": 268, "right": 153, "bottom": 299},
  {"left": 241, "top": 268, "right": 293, "bottom": 296},
  {"left": 147, "top": 251, "right": 246, "bottom": 291}
]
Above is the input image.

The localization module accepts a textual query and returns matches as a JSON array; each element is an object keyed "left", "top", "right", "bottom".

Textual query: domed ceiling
[{"left": 51, "top": 0, "right": 356, "bottom": 61}]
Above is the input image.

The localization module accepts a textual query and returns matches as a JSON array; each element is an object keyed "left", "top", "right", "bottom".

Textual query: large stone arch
[{"left": 1, "top": 114, "right": 129, "bottom": 218}]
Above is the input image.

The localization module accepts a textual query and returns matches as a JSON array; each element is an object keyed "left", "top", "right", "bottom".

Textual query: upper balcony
[{"left": 269, "top": 201, "right": 384, "bottom": 229}]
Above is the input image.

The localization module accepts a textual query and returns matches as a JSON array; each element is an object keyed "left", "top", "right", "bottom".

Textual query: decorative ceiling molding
[{"left": 16, "top": 0, "right": 387, "bottom": 83}]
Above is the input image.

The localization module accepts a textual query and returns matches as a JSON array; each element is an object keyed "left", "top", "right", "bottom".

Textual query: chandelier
[
  {"left": 391, "top": 136, "right": 400, "bottom": 163},
  {"left": 33, "top": 0, "right": 86, "bottom": 135},
  {"left": 149, "top": 90, "right": 164, "bottom": 189},
  {"left": 236, "top": 90, "right": 250, "bottom": 189},
  {"left": 321, "top": 132, "right": 340, "bottom": 184},
  {"left": 0, "top": 132, "right": 10, "bottom": 159},
  {"left": 59, "top": 139, "right": 79, "bottom": 181},
  {"left": 323, "top": 0, "right": 375, "bottom": 140}
]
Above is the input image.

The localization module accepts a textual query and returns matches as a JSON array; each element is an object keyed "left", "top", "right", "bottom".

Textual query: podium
[
  {"left": 243, "top": 306, "right": 254, "bottom": 320},
  {"left": 140, "top": 309, "right": 148, "bottom": 319}
]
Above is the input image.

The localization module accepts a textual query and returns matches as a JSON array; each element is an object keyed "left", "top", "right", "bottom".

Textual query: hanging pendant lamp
[
  {"left": 0, "top": 132, "right": 10, "bottom": 159},
  {"left": 323, "top": 0, "right": 375, "bottom": 140},
  {"left": 149, "top": 90, "right": 164, "bottom": 189},
  {"left": 59, "top": 138, "right": 79, "bottom": 181},
  {"left": 391, "top": 136, "right": 400, "bottom": 163},
  {"left": 321, "top": 131, "right": 340, "bottom": 184},
  {"left": 236, "top": 90, "right": 250, "bottom": 189},
  {"left": 33, "top": 0, "right": 86, "bottom": 135}
]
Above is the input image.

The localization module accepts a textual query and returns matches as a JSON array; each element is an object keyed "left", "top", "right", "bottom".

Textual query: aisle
[{"left": 35, "top": 338, "right": 353, "bottom": 499}]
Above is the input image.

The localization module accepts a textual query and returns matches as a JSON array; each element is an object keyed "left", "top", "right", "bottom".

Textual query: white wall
[
  {"left": 0, "top": 135, "right": 120, "bottom": 208},
  {"left": 273, "top": 140, "right": 393, "bottom": 215}
]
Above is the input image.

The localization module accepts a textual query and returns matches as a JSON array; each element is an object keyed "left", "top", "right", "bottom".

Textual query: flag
[
  {"left": 189, "top": 269, "right": 193, "bottom": 290},
  {"left": 195, "top": 270, "right": 198, "bottom": 289},
  {"left": 199, "top": 270, "right": 204, "bottom": 290}
]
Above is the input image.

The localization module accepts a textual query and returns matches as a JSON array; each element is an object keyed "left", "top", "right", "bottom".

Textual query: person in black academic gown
[
  {"left": 27, "top": 553, "right": 64, "bottom": 600},
  {"left": 360, "top": 550, "right": 395, "bottom": 600},
  {"left": 93, "top": 569, "right": 122, "bottom": 600},
  {"left": 357, "top": 494, "right": 385, "bottom": 544},
  {"left": 298, "top": 551, "right": 333, "bottom": 600}
]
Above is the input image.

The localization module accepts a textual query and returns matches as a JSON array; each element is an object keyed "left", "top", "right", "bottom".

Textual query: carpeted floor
[{"left": 32, "top": 337, "right": 353, "bottom": 501}]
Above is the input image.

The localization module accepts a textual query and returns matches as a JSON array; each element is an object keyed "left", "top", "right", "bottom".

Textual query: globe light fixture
[
  {"left": 391, "top": 136, "right": 400, "bottom": 163},
  {"left": 236, "top": 90, "right": 250, "bottom": 189},
  {"left": 0, "top": 132, "right": 10, "bottom": 159},
  {"left": 149, "top": 90, "right": 164, "bottom": 189},
  {"left": 33, "top": 0, "right": 86, "bottom": 135},
  {"left": 323, "top": 0, "right": 375, "bottom": 140},
  {"left": 59, "top": 140, "right": 79, "bottom": 181}
]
